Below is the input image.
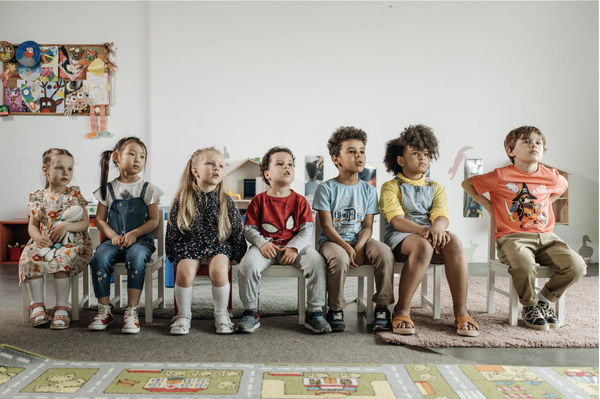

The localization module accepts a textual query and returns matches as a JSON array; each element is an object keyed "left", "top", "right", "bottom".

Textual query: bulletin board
[{"left": 1, "top": 41, "right": 115, "bottom": 116}]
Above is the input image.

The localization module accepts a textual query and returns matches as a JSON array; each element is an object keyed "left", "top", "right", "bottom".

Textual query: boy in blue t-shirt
[{"left": 313, "top": 126, "right": 395, "bottom": 332}]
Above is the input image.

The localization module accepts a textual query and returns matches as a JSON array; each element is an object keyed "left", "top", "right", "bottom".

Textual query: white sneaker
[
  {"left": 122, "top": 306, "right": 140, "bottom": 334},
  {"left": 88, "top": 303, "right": 114, "bottom": 331},
  {"left": 215, "top": 312, "right": 234, "bottom": 334},
  {"left": 170, "top": 314, "right": 192, "bottom": 335}
]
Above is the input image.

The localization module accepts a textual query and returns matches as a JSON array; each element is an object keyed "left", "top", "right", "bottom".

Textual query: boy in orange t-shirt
[{"left": 462, "top": 126, "right": 586, "bottom": 331}]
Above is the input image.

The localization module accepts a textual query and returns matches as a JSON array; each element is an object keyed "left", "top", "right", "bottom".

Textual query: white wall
[{"left": 1, "top": 1, "right": 597, "bottom": 263}]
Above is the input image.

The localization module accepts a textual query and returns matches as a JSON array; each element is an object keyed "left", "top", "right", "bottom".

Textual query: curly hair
[
  {"left": 504, "top": 126, "right": 547, "bottom": 164},
  {"left": 326, "top": 126, "right": 368, "bottom": 162},
  {"left": 260, "top": 146, "right": 296, "bottom": 186},
  {"left": 383, "top": 124, "right": 439, "bottom": 175}
]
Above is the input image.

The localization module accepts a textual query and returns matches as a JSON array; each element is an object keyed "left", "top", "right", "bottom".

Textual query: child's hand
[
  {"left": 260, "top": 242, "right": 278, "bottom": 259},
  {"left": 121, "top": 232, "right": 137, "bottom": 249},
  {"left": 343, "top": 243, "right": 359, "bottom": 269},
  {"left": 49, "top": 223, "right": 69, "bottom": 243},
  {"left": 424, "top": 227, "right": 450, "bottom": 253},
  {"left": 111, "top": 235, "right": 124, "bottom": 247},
  {"left": 36, "top": 234, "right": 53, "bottom": 248},
  {"left": 277, "top": 247, "right": 298, "bottom": 265},
  {"left": 354, "top": 245, "right": 365, "bottom": 267}
]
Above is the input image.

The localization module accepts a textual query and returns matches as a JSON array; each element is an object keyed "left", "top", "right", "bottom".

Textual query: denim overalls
[{"left": 90, "top": 182, "right": 156, "bottom": 298}]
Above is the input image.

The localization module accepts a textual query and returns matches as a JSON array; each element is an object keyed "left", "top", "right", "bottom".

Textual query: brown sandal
[
  {"left": 392, "top": 314, "right": 416, "bottom": 335},
  {"left": 27, "top": 302, "right": 49, "bottom": 327},
  {"left": 456, "top": 315, "right": 479, "bottom": 337},
  {"left": 50, "top": 306, "right": 72, "bottom": 330}
]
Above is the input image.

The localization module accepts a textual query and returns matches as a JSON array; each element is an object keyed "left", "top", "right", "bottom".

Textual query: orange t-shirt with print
[{"left": 471, "top": 164, "right": 567, "bottom": 239}]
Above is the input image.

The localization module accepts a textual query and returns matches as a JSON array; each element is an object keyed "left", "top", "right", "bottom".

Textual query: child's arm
[
  {"left": 550, "top": 180, "right": 568, "bottom": 203},
  {"left": 278, "top": 222, "right": 313, "bottom": 266},
  {"left": 318, "top": 210, "right": 358, "bottom": 268},
  {"left": 49, "top": 208, "right": 90, "bottom": 243},
  {"left": 121, "top": 202, "right": 160, "bottom": 248},
  {"left": 95, "top": 202, "right": 123, "bottom": 247},
  {"left": 353, "top": 214, "right": 374, "bottom": 267},
  {"left": 462, "top": 177, "right": 492, "bottom": 214},
  {"left": 245, "top": 225, "right": 278, "bottom": 259},
  {"left": 28, "top": 216, "right": 53, "bottom": 248}
]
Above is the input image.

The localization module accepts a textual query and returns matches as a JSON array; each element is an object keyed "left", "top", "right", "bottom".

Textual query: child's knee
[{"left": 571, "top": 256, "right": 587, "bottom": 280}]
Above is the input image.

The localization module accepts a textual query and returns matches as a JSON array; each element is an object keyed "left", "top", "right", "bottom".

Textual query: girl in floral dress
[
  {"left": 166, "top": 147, "right": 246, "bottom": 335},
  {"left": 20, "top": 148, "right": 92, "bottom": 329}
]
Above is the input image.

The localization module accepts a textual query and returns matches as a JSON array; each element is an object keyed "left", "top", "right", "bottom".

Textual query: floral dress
[{"left": 19, "top": 186, "right": 93, "bottom": 284}]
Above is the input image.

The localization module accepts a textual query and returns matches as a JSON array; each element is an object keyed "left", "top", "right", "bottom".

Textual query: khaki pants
[
  {"left": 320, "top": 239, "right": 395, "bottom": 311},
  {"left": 496, "top": 232, "right": 587, "bottom": 306}
]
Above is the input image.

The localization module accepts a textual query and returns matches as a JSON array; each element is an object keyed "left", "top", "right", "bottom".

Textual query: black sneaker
[
  {"left": 326, "top": 309, "right": 345, "bottom": 332},
  {"left": 537, "top": 301, "right": 560, "bottom": 328},
  {"left": 522, "top": 304, "right": 549, "bottom": 331},
  {"left": 372, "top": 307, "right": 392, "bottom": 331}
]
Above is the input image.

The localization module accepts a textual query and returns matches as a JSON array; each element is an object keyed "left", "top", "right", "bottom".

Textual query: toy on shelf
[
  {"left": 37, "top": 206, "right": 83, "bottom": 262},
  {"left": 7, "top": 241, "right": 25, "bottom": 262}
]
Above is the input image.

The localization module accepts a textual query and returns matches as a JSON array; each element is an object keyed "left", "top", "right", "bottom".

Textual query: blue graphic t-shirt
[{"left": 312, "top": 179, "right": 379, "bottom": 245}]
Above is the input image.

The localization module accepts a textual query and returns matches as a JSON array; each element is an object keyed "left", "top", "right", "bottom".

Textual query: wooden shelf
[{"left": 0, "top": 219, "right": 29, "bottom": 265}]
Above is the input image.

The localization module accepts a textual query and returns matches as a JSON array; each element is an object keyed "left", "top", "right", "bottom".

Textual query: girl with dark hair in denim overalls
[{"left": 88, "top": 137, "right": 164, "bottom": 334}]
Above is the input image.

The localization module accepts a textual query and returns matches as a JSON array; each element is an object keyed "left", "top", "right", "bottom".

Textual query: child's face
[
  {"left": 193, "top": 152, "right": 225, "bottom": 188},
  {"left": 115, "top": 142, "right": 146, "bottom": 175},
  {"left": 265, "top": 152, "right": 295, "bottom": 186},
  {"left": 507, "top": 132, "right": 545, "bottom": 165},
  {"left": 333, "top": 139, "right": 365, "bottom": 173},
  {"left": 44, "top": 155, "right": 74, "bottom": 188},
  {"left": 397, "top": 146, "right": 429, "bottom": 178}
]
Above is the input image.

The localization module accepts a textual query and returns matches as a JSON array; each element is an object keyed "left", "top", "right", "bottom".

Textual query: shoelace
[
  {"left": 332, "top": 313, "right": 343, "bottom": 320},
  {"left": 540, "top": 303, "right": 557, "bottom": 318},
  {"left": 525, "top": 306, "right": 545, "bottom": 320},
  {"left": 216, "top": 315, "right": 233, "bottom": 327},
  {"left": 376, "top": 311, "right": 387, "bottom": 319}
]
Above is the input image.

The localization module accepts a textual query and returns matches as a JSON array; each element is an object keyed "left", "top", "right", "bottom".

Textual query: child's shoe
[
  {"left": 326, "top": 309, "right": 345, "bottom": 332},
  {"left": 170, "top": 314, "right": 192, "bottom": 335},
  {"left": 88, "top": 303, "right": 114, "bottom": 331},
  {"left": 372, "top": 307, "right": 392, "bottom": 331},
  {"left": 522, "top": 304, "right": 549, "bottom": 331},
  {"left": 236, "top": 310, "right": 260, "bottom": 333},
  {"left": 538, "top": 301, "right": 560, "bottom": 328},
  {"left": 122, "top": 305, "right": 140, "bottom": 334},
  {"left": 304, "top": 311, "right": 332, "bottom": 334},
  {"left": 215, "top": 312, "right": 234, "bottom": 334}
]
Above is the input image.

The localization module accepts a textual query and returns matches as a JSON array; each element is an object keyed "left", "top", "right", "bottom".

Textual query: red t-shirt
[
  {"left": 245, "top": 191, "right": 313, "bottom": 246},
  {"left": 471, "top": 164, "right": 567, "bottom": 239}
]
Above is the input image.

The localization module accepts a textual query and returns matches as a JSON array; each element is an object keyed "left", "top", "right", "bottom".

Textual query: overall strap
[
  {"left": 394, "top": 176, "right": 403, "bottom": 189},
  {"left": 107, "top": 182, "right": 117, "bottom": 202},
  {"left": 139, "top": 182, "right": 149, "bottom": 200}
]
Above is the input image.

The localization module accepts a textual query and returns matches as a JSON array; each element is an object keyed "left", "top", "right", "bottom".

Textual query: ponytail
[{"left": 99, "top": 150, "right": 113, "bottom": 202}]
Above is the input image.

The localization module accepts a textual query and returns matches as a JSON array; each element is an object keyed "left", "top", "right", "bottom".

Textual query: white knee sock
[
  {"left": 175, "top": 284, "right": 193, "bottom": 315},
  {"left": 537, "top": 290, "right": 550, "bottom": 303},
  {"left": 212, "top": 283, "right": 230, "bottom": 315},
  {"left": 26, "top": 278, "right": 45, "bottom": 322},
  {"left": 53, "top": 277, "right": 71, "bottom": 325}
]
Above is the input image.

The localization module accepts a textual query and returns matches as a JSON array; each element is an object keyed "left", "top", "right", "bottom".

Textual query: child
[
  {"left": 463, "top": 125, "right": 586, "bottom": 330},
  {"left": 380, "top": 125, "right": 478, "bottom": 336},
  {"left": 166, "top": 147, "right": 246, "bottom": 335},
  {"left": 238, "top": 147, "right": 331, "bottom": 334},
  {"left": 313, "top": 126, "right": 395, "bottom": 332},
  {"left": 20, "top": 148, "right": 92, "bottom": 329},
  {"left": 88, "top": 137, "right": 163, "bottom": 334}
]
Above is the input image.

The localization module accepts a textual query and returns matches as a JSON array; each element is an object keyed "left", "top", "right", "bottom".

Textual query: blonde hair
[
  {"left": 42, "top": 148, "right": 74, "bottom": 189},
  {"left": 170, "top": 147, "right": 231, "bottom": 242}
]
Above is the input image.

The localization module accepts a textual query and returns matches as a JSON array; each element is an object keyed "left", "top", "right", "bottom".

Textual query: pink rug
[{"left": 377, "top": 276, "right": 599, "bottom": 348}]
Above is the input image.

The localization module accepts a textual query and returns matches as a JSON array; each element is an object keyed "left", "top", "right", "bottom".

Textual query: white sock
[
  {"left": 537, "top": 290, "right": 550, "bottom": 303},
  {"left": 212, "top": 283, "right": 230, "bottom": 315},
  {"left": 175, "top": 284, "right": 193, "bottom": 315},
  {"left": 53, "top": 277, "right": 70, "bottom": 325},
  {"left": 27, "top": 278, "right": 45, "bottom": 322}
]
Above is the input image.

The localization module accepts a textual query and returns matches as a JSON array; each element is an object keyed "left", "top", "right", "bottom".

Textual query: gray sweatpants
[{"left": 237, "top": 245, "right": 327, "bottom": 312}]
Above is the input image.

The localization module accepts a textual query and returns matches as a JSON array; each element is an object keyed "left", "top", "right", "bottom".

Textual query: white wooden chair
[
  {"left": 94, "top": 209, "right": 166, "bottom": 323},
  {"left": 488, "top": 218, "right": 565, "bottom": 326},
  {"left": 22, "top": 268, "right": 90, "bottom": 323},
  {"left": 379, "top": 218, "right": 443, "bottom": 319},
  {"left": 261, "top": 265, "right": 306, "bottom": 325}
]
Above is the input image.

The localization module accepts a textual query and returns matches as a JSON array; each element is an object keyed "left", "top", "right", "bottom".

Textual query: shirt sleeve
[
  {"left": 165, "top": 196, "right": 182, "bottom": 263},
  {"left": 471, "top": 170, "right": 499, "bottom": 196},
  {"left": 554, "top": 172, "right": 568, "bottom": 196},
  {"left": 28, "top": 190, "right": 44, "bottom": 221},
  {"left": 144, "top": 182, "right": 165, "bottom": 206},
  {"left": 286, "top": 222, "right": 313, "bottom": 252},
  {"left": 430, "top": 182, "right": 450, "bottom": 224},
  {"left": 244, "top": 196, "right": 261, "bottom": 227},
  {"left": 366, "top": 184, "right": 380, "bottom": 215},
  {"left": 244, "top": 225, "right": 270, "bottom": 248},
  {"left": 311, "top": 183, "right": 330, "bottom": 212},
  {"left": 379, "top": 180, "right": 404, "bottom": 223},
  {"left": 93, "top": 186, "right": 107, "bottom": 206}
]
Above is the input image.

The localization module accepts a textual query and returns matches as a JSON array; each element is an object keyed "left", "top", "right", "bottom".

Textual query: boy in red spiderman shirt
[{"left": 237, "top": 147, "right": 331, "bottom": 334}]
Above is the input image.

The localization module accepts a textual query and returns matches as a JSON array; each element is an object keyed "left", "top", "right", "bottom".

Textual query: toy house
[{"left": 226, "top": 158, "right": 269, "bottom": 210}]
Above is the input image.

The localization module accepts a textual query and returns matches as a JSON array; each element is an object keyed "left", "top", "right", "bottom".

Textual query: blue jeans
[{"left": 90, "top": 236, "right": 155, "bottom": 298}]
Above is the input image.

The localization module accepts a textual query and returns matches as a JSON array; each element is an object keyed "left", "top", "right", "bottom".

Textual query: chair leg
[
  {"left": 421, "top": 274, "right": 428, "bottom": 308},
  {"left": 114, "top": 275, "right": 123, "bottom": 307},
  {"left": 508, "top": 281, "right": 519, "bottom": 326},
  {"left": 433, "top": 265, "right": 441, "bottom": 319},
  {"left": 22, "top": 282, "right": 30, "bottom": 323},
  {"left": 145, "top": 267, "right": 153, "bottom": 323},
  {"left": 228, "top": 266, "right": 233, "bottom": 310},
  {"left": 556, "top": 295, "right": 565, "bottom": 327},
  {"left": 487, "top": 267, "right": 495, "bottom": 314},
  {"left": 357, "top": 276, "right": 365, "bottom": 314},
  {"left": 158, "top": 260, "right": 165, "bottom": 309},
  {"left": 298, "top": 273, "right": 306, "bottom": 325},
  {"left": 71, "top": 273, "right": 80, "bottom": 321},
  {"left": 366, "top": 273, "right": 374, "bottom": 325},
  {"left": 83, "top": 265, "right": 90, "bottom": 308}
]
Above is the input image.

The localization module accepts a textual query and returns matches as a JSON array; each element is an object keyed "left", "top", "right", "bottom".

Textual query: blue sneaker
[
  {"left": 304, "top": 311, "right": 332, "bottom": 334},
  {"left": 237, "top": 310, "right": 260, "bottom": 333},
  {"left": 372, "top": 307, "right": 392, "bottom": 331},
  {"left": 326, "top": 309, "right": 345, "bottom": 332}
]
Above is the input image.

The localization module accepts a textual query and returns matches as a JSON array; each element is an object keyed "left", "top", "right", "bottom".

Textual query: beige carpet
[{"left": 378, "top": 276, "right": 599, "bottom": 348}]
